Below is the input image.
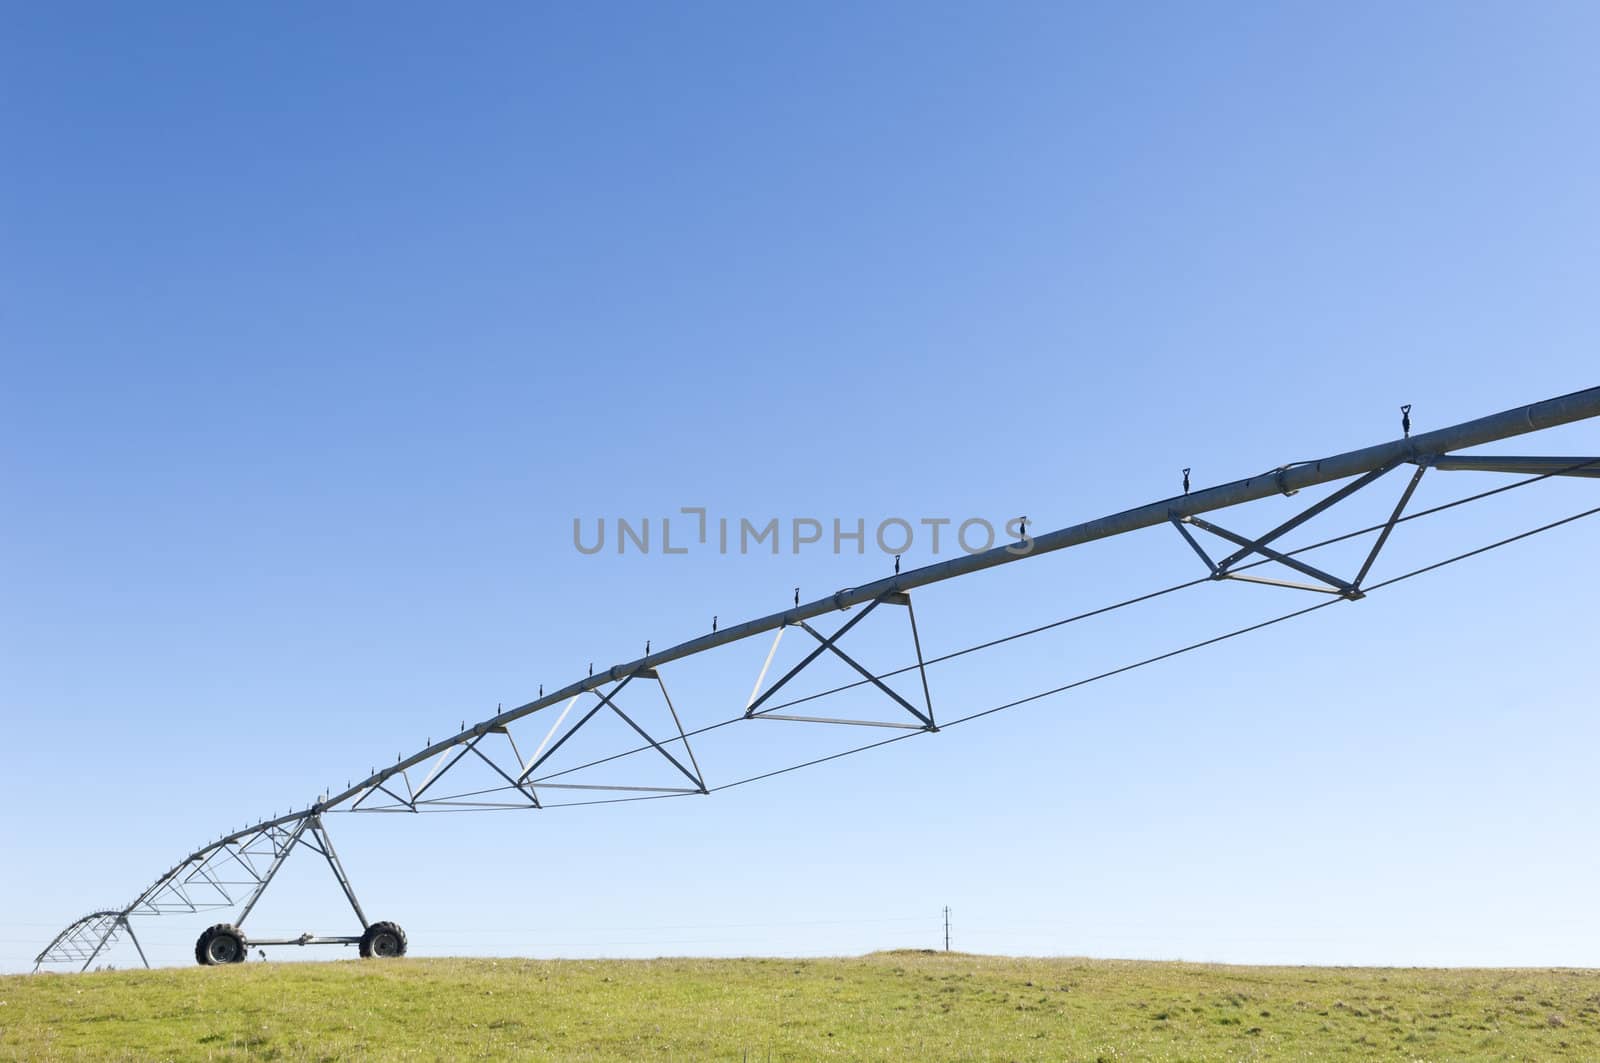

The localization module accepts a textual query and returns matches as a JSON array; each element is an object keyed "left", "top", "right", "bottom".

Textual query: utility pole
[{"left": 943, "top": 906, "right": 951, "bottom": 952}]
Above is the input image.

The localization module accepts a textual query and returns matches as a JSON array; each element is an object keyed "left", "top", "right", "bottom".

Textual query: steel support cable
[
  {"left": 752, "top": 456, "right": 1600, "bottom": 715},
  {"left": 706, "top": 601, "right": 1345, "bottom": 794},
  {"left": 707, "top": 499, "right": 1600, "bottom": 794},
  {"left": 502, "top": 462, "right": 1593, "bottom": 792},
  {"left": 502, "top": 578, "right": 1212, "bottom": 791},
  {"left": 378, "top": 498, "right": 1600, "bottom": 810},
  {"left": 517, "top": 583, "right": 1207, "bottom": 788}
]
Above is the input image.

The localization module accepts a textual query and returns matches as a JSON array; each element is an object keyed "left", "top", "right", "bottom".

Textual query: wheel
[
  {"left": 359, "top": 920, "right": 407, "bottom": 959},
  {"left": 195, "top": 924, "right": 248, "bottom": 966}
]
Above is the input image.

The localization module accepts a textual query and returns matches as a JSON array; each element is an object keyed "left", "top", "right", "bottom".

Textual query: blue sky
[{"left": 4, "top": 2, "right": 1599, "bottom": 972}]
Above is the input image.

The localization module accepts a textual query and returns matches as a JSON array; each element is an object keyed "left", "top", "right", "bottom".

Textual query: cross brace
[
  {"left": 745, "top": 591, "right": 937, "bottom": 730},
  {"left": 515, "top": 668, "right": 707, "bottom": 794},
  {"left": 1172, "top": 462, "right": 1428, "bottom": 598}
]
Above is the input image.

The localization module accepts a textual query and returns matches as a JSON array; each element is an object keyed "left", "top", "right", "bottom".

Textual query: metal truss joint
[{"left": 1273, "top": 465, "right": 1300, "bottom": 497}]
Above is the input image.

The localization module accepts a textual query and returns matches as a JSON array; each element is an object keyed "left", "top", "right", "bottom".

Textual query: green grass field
[{"left": 4, "top": 952, "right": 1597, "bottom": 1061}]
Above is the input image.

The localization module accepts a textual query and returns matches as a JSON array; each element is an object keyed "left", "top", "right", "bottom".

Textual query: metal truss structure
[
  {"left": 34, "top": 386, "right": 1600, "bottom": 971},
  {"left": 33, "top": 912, "right": 147, "bottom": 973}
]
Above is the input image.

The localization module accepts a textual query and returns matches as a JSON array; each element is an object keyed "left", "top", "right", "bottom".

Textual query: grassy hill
[{"left": 4, "top": 951, "right": 1597, "bottom": 1060}]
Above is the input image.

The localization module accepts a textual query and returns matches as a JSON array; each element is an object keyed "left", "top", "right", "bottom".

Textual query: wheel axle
[{"left": 194, "top": 921, "right": 407, "bottom": 964}]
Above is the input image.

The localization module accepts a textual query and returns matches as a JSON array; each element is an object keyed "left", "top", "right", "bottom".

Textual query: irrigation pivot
[{"left": 34, "top": 386, "right": 1600, "bottom": 970}]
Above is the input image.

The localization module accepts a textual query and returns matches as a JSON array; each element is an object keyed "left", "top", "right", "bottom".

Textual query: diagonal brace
[
  {"left": 236, "top": 818, "right": 312, "bottom": 925},
  {"left": 796, "top": 619, "right": 935, "bottom": 729},
  {"left": 1214, "top": 462, "right": 1398, "bottom": 571},
  {"left": 1353, "top": 465, "right": 1426, "bottom": 588},
  {"left": 744, "top": 598, "right": 884, "bottom": 717},
  {"left": 305, "top": 814, "right": 368, "bottom": 927},
  {"left": 1187, "top": 515, "right": 1360, "bottom": 597},
  {"left": 518, "top": 676, "right": 634, "bottom": 783},
  {"left": 900, "top": 592, "right": 937, "bottom": 731},
  {"left": 603, "top": 696, "right": 706, "bottom": 792},
  {"left": 651, "top": 671, "right": 707, "bottom": 792},
  {"left": 466, "top": 741, "right": 543, "bottom": 807},
  {"left": 1169, "top": 513, "right": 1219, "bottom": 575},
  {"left": 745, "top": 592, "right": 935, "bottom": 730}
]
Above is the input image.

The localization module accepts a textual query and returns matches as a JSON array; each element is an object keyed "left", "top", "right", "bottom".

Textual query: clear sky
[{"left": 3, "top": 2, "right": 1599, "bottom": 973}]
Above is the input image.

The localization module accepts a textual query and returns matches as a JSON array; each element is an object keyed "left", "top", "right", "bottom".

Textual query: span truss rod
[
  {"left": 706, "top": 497, "right": 1600, "bottom": 795},
  {"left": 504, "top": 455, "right": 1600, "bottom": 786}
]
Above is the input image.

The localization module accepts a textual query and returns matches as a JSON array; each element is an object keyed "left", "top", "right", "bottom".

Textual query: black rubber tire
[
  {"left": 358, "top": 920, "right": 407, "bottom": 959},
  {"left": 195, "top": 924, "right": 249, "bottom": 966}
]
